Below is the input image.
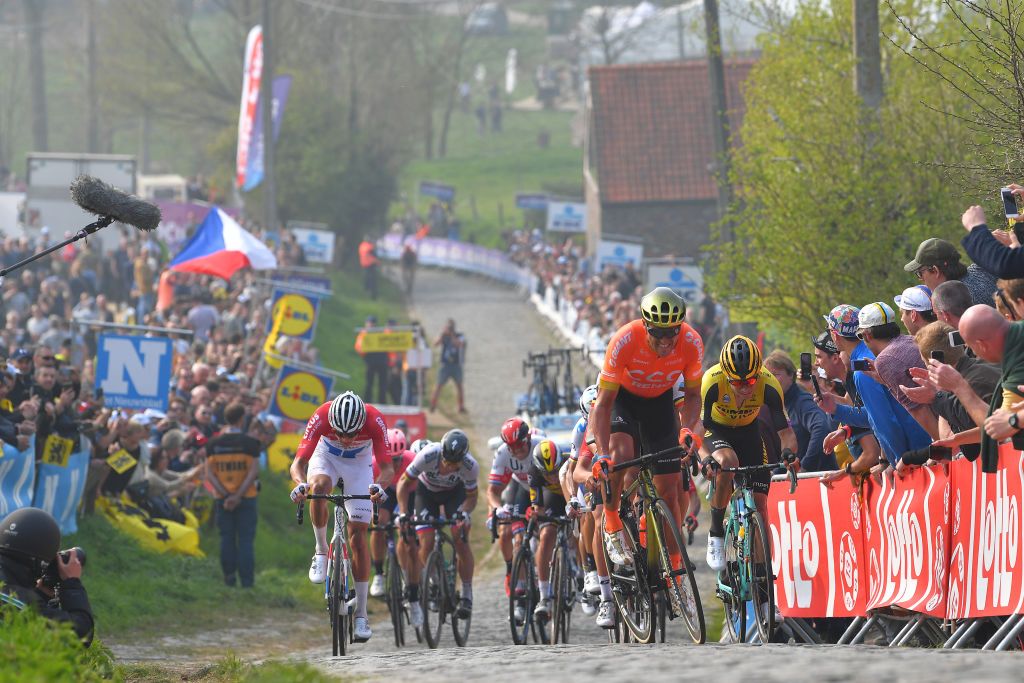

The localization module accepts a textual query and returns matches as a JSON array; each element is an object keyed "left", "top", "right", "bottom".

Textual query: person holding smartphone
[
  {"left": 906, "top": 235, "right": 997, "bottom": 308},
  {"left": 961, "top": 192, "right": 1024, "bottom": 280}
]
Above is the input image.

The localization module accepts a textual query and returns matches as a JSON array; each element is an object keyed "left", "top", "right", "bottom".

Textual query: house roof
[{"left": 589, "top": 59, "right": 754, "bottom": 204}]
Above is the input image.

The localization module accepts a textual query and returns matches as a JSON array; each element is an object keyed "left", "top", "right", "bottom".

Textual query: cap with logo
[
  {"left": 894, "top": 284, "right": 933, "bottom": 312},
  {"left": 822, "top": 304, "right": 861, "bottom": 339},
  {"left": 811, "top": 331, "right": 839, "bottom": 354},
  {"left": 11, "top": 348, "right": 30, "bottom": 361},
  {"left": 904, "top": 238, "right": 961, "bottom": 273},
  {"left": 858, "top": 302, "right": 898, "bottom": 329}
]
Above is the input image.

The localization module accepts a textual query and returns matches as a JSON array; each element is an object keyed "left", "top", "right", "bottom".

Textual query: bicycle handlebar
[
  {"left": 716, "top": 462, "right": 799, "bottom": 495},
  {"left": 489, "top": 513, "right": 528, "bottom": 542},
  {"left": 295, "top": 492, "right": 377, "bottom": 526}
]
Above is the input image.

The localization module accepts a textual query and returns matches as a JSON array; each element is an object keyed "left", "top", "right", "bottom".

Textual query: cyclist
[
  {"left": 369, "top": 428, "right": 423, "bottom": 628},
  {"left": 590, "top": 287, "right": 704, "bottom": 568},
  {"left": 396, "top": 429, "right": 479, "bottom": 619},
  {"left": 697, "top": 336, "right": 798, "bottom": 572},
  {"left": 289, "top": 391, "right": 393, "bottom": 643},
  {"left": 488, "top": 417, "right": 535, "bottom": 596},
  {"left": 560, "top": 385, "right": 600, "bottom": 615},
  {"left": 529, "top": 439, "right": 569, "bottom": 620}
]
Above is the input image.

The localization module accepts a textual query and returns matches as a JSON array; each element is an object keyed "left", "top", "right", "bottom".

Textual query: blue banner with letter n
[
  {"left": 34, "top": 435, "right": 90, "bottom": 535},
  {"left": 0, "top": 437, "right": 36, "bottom": 517},
  {"left": 95, "top": 334, "right": 173, "bottom": 410}
]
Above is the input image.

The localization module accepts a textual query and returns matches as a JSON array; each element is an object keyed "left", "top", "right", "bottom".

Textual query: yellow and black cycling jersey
[
  {"left": 528, "top": 462, "right": 562, "bottom": 503},
  {"left": 700, "top": 363, "right": 789, "bottom": 431}
]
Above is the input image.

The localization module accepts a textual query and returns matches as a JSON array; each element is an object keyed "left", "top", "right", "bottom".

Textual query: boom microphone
[{"left": 70, "top": 175, "right": 162, "bottom": 232}]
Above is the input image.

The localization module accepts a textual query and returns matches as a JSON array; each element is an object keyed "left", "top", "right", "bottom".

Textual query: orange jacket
[{"left": 359, "top": 240, "right": 378, "bottom": 268}]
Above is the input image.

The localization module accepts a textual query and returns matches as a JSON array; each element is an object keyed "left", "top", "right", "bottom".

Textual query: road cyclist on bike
[
  {"left": 289, "top": 391, "right": 394, "bottom": 643},
  {"left": 589, "top": 287, "right": 705, "bottom": 571},
  {"left": 396, "top": 429, "right": 479, "bottom": 619},
  {"left": 488, "top": 417, "right": 536, "bottom": 597},
  {"left": 368, "top": 428, "right": 423, "bottom": 628},
  {"left": 529, "top": 438, "right": 572, "bottom": 622},
  {"left": 697, "top": 336, "right": 799, "bottom": 591}
]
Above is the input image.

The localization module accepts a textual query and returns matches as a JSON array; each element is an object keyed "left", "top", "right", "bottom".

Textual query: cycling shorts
[
  {"left": 413, "top": 480, "right": 466, "bottom": 530},
  {"left": 307, "top": 450, "right": 374, "bottom": 523},
  {"left": 500, "top": 478, "right": 532, "bottom": 516},
  {"left": 535, "top": 488, "right": 567, "bottom": 527},
  {"left": 382, "top": 486, "right": 414, "bottom": 516},
  {"left": 611, "top": 387, "right": 681, "bottom": 476},
  {"left": 704, "top": 416, "right": 781, "bottom": 494}
]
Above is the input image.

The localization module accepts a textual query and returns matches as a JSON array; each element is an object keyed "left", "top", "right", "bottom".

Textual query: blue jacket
[{"left": 783, "top": 381, "right": 837, "bottom": 472}]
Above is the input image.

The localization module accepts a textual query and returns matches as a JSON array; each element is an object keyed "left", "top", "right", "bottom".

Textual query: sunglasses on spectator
[
  {"left": 645, "top": 325, "right": 680, "bottom": 340},
  {"left": 914, "top": 266, "right": 934, "bottom": 280},
  {"left": 728, "top": 377, "right": 758, "bottom": 387}
]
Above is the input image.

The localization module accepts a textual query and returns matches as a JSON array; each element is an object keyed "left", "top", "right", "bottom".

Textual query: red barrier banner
[
  {"left": 947, "top": 447, "right": 1024, "bottom": 619},
  {"left": 768, "top": 477, "right": 866, "bottom": 618},
  {"left": 862, "top": 464, "right": 949, "bottom": 617}
]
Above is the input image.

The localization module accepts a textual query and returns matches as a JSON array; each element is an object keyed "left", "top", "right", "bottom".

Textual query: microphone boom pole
[{"left": 0, "top": 215, "right": 113, "bottom": 278}]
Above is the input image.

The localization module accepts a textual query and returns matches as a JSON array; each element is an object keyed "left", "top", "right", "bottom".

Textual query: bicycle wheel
[
  {"left": 602, "top": 511, "right": 654, "bottom": 643},
  {"left": 748, "top": 508, "right": 775, "bottom": 644},
  {"left": 509, "top": 545, "right": 535, "bottom": 645},
  {"left": 386, "top": 552, "right": 405, "bottom": 648},
  {"left": 721, "top": 520, "right": 746, "bottom": 644},
  {"left": 421, "top": 550, "right": 445, "bottom": 649},
  {"left": 332, "top": 542, "right": 347, "bottom": 656},
  {"left": 655, "top": 592, "right": 667, "bottom": 643},
  {"left": 451, "top": 546, "right": 471, "bottom": 647},
  {"left": 550, "top": 543, "right": 570, "bottom": 644},
  {"left": 651, "top": 499, "right": 706, "bottom": 644}
]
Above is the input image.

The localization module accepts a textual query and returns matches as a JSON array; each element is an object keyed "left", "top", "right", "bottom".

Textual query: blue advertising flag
[
  {"left": 243, "top": 75, "right": 293, "bottom": 192},
  {"left": 0, "top": 437, "right": 35, "bottom": 517}
]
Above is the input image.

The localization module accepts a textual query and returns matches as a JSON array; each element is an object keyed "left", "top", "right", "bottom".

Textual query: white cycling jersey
[
  {"left": 405, "top": 442, "right": 479, "bottom": 493},
  {"left": 489, "top": 440, "right": 533, "bottom": 489}
]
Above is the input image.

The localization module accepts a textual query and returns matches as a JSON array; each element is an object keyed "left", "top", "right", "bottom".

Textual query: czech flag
[{"left": 169, "top": 207, "right": 277, "bottom": 279}]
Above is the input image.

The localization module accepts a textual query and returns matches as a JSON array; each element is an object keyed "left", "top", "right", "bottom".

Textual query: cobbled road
[{"left": 292, "top": 268, "right": 1024, "bottom": 682}]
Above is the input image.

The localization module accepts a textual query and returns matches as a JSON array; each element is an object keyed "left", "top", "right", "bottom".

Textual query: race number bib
[
  {"left": 106, "top": 449, "right": 138, "bottom": 475},
  {"left": 42, "top": 434, "right": 75, "bottom": 467}
]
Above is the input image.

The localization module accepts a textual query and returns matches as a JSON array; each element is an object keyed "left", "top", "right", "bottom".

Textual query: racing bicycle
[
  {"left": 417, "top": 514, "right": 472, "bottom": 648},
  {"left": 369, "top": 519, "right": 422, "bottom": 647},
  {"left": 296, "top": 480, "right": 375, "bottom": 656}
]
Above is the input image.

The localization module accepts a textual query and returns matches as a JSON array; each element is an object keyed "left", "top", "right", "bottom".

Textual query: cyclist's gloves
[
  {"left": 782, "top": 449, "right": 798, "bottom": 467},
  {"left": 289, "top": 482, "right": 308, "bottom": 502},
  {"left": 369, "top": 483, "right": 388, "bottom": 502},
  {"left": 566, "top": 497, "right": 582, "bottom": 518},
  {"left": 495, "top": 504, "right": 512, "bottom": 520},
  {"left": 592, "top": 455, "right": 611, "bottom": 480},
  {"left": 678, "top": 428, "right": 703, "bottom": 452},
  {"left": 700, "top": 456, "right": 721, "bottom": 479}
]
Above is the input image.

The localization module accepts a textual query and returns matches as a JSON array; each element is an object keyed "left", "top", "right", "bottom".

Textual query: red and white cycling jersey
[
  {"left": 489, "top": 440, "right": 533, "bottom": 489},
  {"left": 375, "top": 449, "right": 416, "bottom": 481},
  {"left": 296, "top": 401, "right": 391, "bottom": 473}
]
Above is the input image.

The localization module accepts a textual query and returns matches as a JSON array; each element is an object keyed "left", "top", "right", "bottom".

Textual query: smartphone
[
  {"left": 949, "top": 330, "right": 965, "bottom": 347},
  {"left": 852, "top": 359, "right": 872, "bottom": 372},
  {"left": 930, "top": 350, "right": 945, "bottom": 363},
  {"left": 1002, "top": 187, "right": 1020, "bottom": 220},
  {"left": 810, "top": 375, "right": 822, "bottom": 399},
  {"left": 799, "top": 352, "right": 813, "bottom": 381}
]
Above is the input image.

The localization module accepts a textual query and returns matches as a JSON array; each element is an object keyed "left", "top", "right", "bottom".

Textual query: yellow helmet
[
  {"left": 720, "top": 335, "right": 762, "bottom": 383},
  {"left": 531, "top": 439, "right": 564, "bottom": 474},
  {"left": 640, "top": 287, "right": 686, "bottom": 327}
]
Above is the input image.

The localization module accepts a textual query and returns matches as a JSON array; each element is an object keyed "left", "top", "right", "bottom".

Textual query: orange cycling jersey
[{"left": 599, "top": 319, "right": 704, "bottom": 398}]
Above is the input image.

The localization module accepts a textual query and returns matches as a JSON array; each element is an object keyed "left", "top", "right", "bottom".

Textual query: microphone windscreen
[{"left": 70, "top": 175, "right": 162, "bottom": 232}]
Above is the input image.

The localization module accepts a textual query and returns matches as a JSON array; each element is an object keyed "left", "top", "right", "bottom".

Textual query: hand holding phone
[
  {"left": 1002, "top": 187, "right": 1020, "bottom": 220},
  {"left": 799, "top": 352, "right": 813, "bottom": 382},
  {"left": 852, "top": 359, "right": 874, "bottom": 372},
  {"left": 948, "top": 330, "right": 964, "bottom": 347},
  {"left": 930, "top": 350, "right": 945, "bottom": 363}
]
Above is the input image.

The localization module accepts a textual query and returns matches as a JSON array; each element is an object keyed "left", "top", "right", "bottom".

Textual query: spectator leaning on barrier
[
  {"left": 764, "top": 350, "right": 837, "bottom": 472},
  {"left": 905, "top": 237, "right": 997, "bottom": 308},
  {"left": 205, "top": 402, "right": 261, "bottom": 588},
  {"left": 894, "top": 285, "right": 937, "bottom": 335},
  {"left": 931, "top": 280, "right": 974, "bottom": 330}
]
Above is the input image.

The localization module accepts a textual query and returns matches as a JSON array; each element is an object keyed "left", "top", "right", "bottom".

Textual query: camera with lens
[{"left": 40, "top": 546, "right": 86, "bottom": 589}]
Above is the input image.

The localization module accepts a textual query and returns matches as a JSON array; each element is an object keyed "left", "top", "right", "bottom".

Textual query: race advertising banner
[
  {"left": 264, "top": 289, "right": 321, "bottom": 341},
  {"left": 269, "top": 364, "right": 334, "bottom": 422},
  {"left": 862, "top": 465, "right": 950, "bottom": 617},
  {"left": 546, "top": 201, "right": 586, "bottom": 233},
  {"left": 596, "top": 239, "right": 644, "bottom": 272},
  {"left": 359, "top": 330, "right": 415, "bottom": 353},
  {"left": 768, "top": 476, "right": 866, "bottom": 618},
  {"left": 0, "top": 437, "right": 36, "bottom": 517},
  {"left": 376, "top": 234, "right": 532, "bottom": 289},
  {"left": 947, "top": 448, "right": 1024, "bottom": 619},
  {"left": 242, "top": 74, "right": 292, "bottom": 192},
  {"left": 419, "top": 181, "right": 456, "bottom": 204},
  {"left": 34, "top": 435, "right": 90, "bottom": 535},
  {"left": 235, "top": 25, "right": 263, "bottom": 189},
  {"left": 95, "top": 334, "right": 173, "bottom": 410},
  {"left": 289, "top": 223, "right": 335, "bottom": 264},
  {"left": 646, "top": 264, "right": 704, "bottom": 306},
  {"left": 515, "top": 193, "right": 549, "bottom": 211}
]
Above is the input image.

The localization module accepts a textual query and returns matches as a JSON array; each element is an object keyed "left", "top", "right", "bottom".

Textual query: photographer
[{"left": 0, "top": 507, "right": 93, "bottom": 646}]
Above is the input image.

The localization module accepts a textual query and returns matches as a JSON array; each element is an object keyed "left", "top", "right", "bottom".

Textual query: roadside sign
[
  {"left": 546, "top": 201, "right": 586, "bottom": 233},
  {"left": 419, "top": 181, "right": 456, "bottom": 204},
  {"left": 516, "top": 193, "right": 549, "bottom": 211},
  {"left": 646, "top": 263, "right": 704, "bottom": 306}
]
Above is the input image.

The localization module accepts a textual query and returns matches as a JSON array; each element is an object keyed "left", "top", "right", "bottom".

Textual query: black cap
[{"left": 812, "top": 331, "right": 838, "bottom": 355}]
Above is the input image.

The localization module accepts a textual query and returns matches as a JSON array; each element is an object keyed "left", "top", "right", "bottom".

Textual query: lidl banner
[
  {"left": 358, "top": 330, "right": 415, "bottom": 353},
  {"left": 270, "top": 364, "right": 334, "bottom": 422},
  {"left": 96, "top": 334, "right": 173, "bottom": 410},
  {"left": 267, "top": 432, "right": 303, "bottom": 473},
  {"left": 0, "top": 437, "right": 36, "bottom": 517},
  {"left": 34, "top": 435, "right": 90, "bottom": 535},
  {"left": 265, "top": 289, "right": 321, "bottom": 341}
]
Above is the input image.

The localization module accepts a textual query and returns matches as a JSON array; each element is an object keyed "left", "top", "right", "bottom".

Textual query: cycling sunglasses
[
  {"left": 728, "top": 377, "right": 758, "bottom": 387},
  {"left": 645, "top": 325, "right": 680, "bottom": 340}
]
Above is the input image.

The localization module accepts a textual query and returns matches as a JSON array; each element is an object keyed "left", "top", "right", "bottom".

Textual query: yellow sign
[
  {"left": 271, "top": 293, "right": 317, "bottom": 338},
  {"left": 359, "top": 330, "right": 415, "bottom": 353},
  {"left": 106, "top": 449, "right": 138, "bottom": 475},
  {"left": 274, "top": 370, "right": 328, "bottom": 422},
  {"left": 42, "top": 435, "right": 75, "bottom": 467},
  {"left": 268, "top": 433, "right": 303, "bottom": 473}
]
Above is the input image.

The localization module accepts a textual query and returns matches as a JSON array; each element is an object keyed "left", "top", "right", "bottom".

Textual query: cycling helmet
[
  {"left": 387, "top": 428, "right": 407, "bottom": 457},
  {"left": 0, "top": 507, "right": 61, "bottom": 563},
  {"left": 328, "top": 391, "right": 366, "bottom": 436},
  {"left": 579, "top": 384, "right": 599, "bottom": 416},
  {"left": 720, "top": 335, "right": 762, "bottom": 383},
  {"left": 531, "top": 439, "right": 564, "bottom": 474},
  {"left": 640, "top": 287, "right": 686, "bottom": 327},
  {"left": 410, "top": 438, "right": 431, "bottom": 453},
  {"left": 441, "top": 429, "right": 470, "bottom": 463},
  {"left": 500, "top": 417, "right": 530, "bottom": 449}
]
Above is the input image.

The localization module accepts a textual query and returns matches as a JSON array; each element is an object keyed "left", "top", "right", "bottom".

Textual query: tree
[
  {"left": 706, "top": 0, "right": 969, "bottom": 348},
  {"left": 22, "top": 0, "right": 48, "bottom": 152}
]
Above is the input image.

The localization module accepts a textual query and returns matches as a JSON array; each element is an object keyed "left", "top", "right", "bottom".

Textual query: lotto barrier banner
[
  {"left": 0, "top": 437, "right": 36, "bottom": 517},
  {"left": 378, "top": 235, "right": 531, "bottom": 289},
  {"left": 947, "top": 446, "right": 1024, "bottom": 619},
  {"left": 862, "top": 464, "right": 950, "bottom": 617},
  {"left": 33, "top": 435, "right": 90, "bottom": 535},
  {"left": 768, "top": 476, "right": 867, "bottom": 618}
]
